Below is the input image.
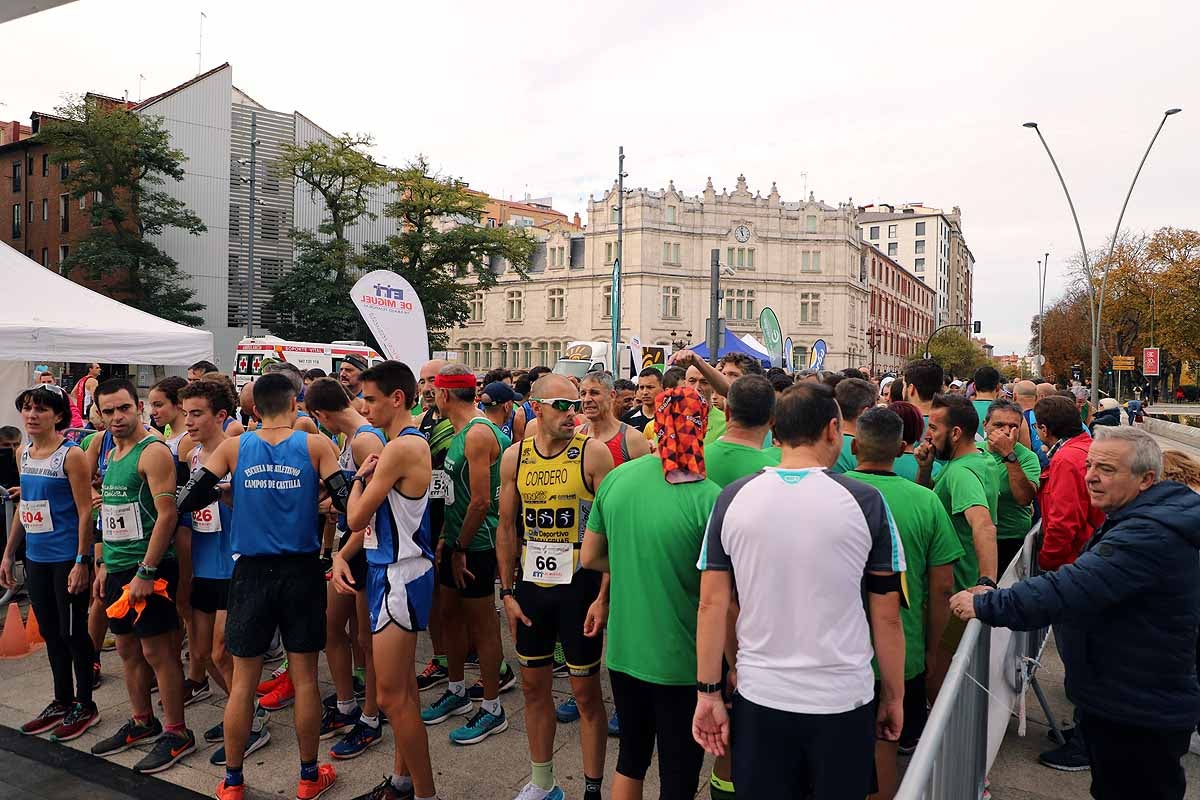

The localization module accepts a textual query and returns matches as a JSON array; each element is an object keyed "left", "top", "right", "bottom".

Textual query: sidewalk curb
[{"left": 0, "top": 724, "right": 214, "bottom": 800}]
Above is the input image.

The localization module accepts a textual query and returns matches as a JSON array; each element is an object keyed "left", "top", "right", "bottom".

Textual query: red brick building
[
  {"left": 866, "top": 243, "right": 936, "bottom": 376},
  {"left": 0, "top": 93, "right": 133, "bottom": 291}
]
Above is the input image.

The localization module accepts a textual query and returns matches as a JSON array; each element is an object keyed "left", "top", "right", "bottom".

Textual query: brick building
[
  {"left": 865, "top": 243, "right": 936, "bottom": 376},
  {"left": 0, "top": 93, "right": 133, "bottom": 291}
]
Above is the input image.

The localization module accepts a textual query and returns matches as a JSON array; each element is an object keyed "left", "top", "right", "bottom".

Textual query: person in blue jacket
[{"left": 950, "top": 426, "right": 1200, "bottom": 800}]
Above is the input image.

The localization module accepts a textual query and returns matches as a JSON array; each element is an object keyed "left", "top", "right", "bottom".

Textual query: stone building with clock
[{"left": 448, "top": 174, "right": 876, "bottom": 373}]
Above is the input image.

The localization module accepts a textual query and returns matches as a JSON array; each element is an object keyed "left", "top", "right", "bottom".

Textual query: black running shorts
[
  {"left": 437, "top": 546, "right": 497, "bottom": 600},
  {"left": 337, "top": 529, "right": 368, "bottom": 592},
  {"left": 104, "top": 559, "right": 180, "bottom": 639},
  {"left": 514, "top": 569, "right": 603, "bottom": 676},
  {"left": 226, "top": 553, "right": 326, "bottom": 657},
  {"left": 190, "top": 576, "right": 230, "bottom": 614}
]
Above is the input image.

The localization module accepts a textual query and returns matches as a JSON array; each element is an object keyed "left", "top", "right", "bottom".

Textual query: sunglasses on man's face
[{"left": 534, "top": 398, "right": 582, "bottom": 413}]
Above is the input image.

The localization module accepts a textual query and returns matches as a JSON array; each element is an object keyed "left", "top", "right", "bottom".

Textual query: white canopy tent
[
  {"left": 739, "top": 333, "right": 771, "bottom": 356},
  {"left": 0, "top": 243, "right": 213, "bottom": 427}
]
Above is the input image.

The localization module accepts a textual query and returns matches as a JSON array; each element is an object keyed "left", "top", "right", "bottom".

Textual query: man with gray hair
[{"left": 952, "top": 426, "right": 1200, "bottom": 800}]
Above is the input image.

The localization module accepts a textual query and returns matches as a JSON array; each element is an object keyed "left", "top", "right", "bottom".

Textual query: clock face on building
[{"left": 733, "top": 224, "right": 751, "bottom": 243}]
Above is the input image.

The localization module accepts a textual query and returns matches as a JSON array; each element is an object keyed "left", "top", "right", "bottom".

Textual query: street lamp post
[
  {"left": 1023, "top": 108, "right": 1180, "bottom": 409},
  {"left": 669, "top": 330, "right": 692, "bottom": 351},
  {"left": 1035, "top": 253, "right": 1049, "bottom": 378},
  {"left": 867, "top": 326, "right": 880, "bottom": 378}
]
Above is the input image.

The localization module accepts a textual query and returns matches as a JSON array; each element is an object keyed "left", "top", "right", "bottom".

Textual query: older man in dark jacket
[{"left": 950, "top": 426, "right": 1200, "bottom": 800}]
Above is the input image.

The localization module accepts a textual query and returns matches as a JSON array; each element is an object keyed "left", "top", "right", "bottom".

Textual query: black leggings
[
  {"left": 25, "top": 559, "right": 95, "bottom": 707},
  {"left": 609, "top": 669, "right": 705, "bottom": 800}
]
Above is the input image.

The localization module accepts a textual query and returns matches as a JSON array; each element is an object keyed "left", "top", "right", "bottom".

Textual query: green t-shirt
[
  {"left": 986, "top": 443, "right": 1041, "bottom": 541},
  {"left": 832, "top": 433, "right": 857, "bottom": 474},
  {"left": 704, "top": 406, "right": 726, "bottom": 446},
  {"left": 100, "top": 435, "right": 174, "bottom": 572},
  {"left": 587, "top": 456, "right": 720, "bottom": 685},
  {"left": 847, "top": 470, "right": 964, "bottom": 679},
  {"left": 893, "top": 452, "right": 944, "bottom": 484},
  {"left": 932, "top": 450, "right": 999, "bottom": 591},
  {"left": 442, "top": 417, "right": 511, "bottom": 550},
  {"left": 704, "top": 439, "right": 781, "bottom": 488}
]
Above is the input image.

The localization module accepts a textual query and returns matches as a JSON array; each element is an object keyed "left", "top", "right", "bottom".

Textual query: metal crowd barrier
[{"left": 896, "top": 523, "right": 1050, "bottom": 800}]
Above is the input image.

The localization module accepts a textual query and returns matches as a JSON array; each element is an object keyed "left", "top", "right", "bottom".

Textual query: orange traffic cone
[
  {"left": 0, "top": 603, "right": 30, "bottom": 658},
  {"left": 25, "top": 607, "right": 43, "bottom": 646}
]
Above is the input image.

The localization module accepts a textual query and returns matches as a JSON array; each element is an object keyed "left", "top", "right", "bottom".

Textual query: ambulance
[{"left": 233, "top": 336, "right": 385, "bottom": 388}]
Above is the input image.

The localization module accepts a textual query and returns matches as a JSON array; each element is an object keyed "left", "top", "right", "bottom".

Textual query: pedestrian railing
[{"left": 896, "top": 523, "right": 1050, "bottom": 800}]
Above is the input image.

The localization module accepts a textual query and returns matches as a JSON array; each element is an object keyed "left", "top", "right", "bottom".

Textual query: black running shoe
[
  {"left": 416, "top": 660, "right": 449, "bottom": 692},
  {"left": 352, "top": 776, "right": 415, "bottom": 800},
  {"left": 133, "top": 728, "right": 196, "bottom": 774},
  {"left": 467, "top": 661, "right": 517, "bottom": 699},
  {"left": 91, "top": 716, "right": 162, "bottom": 756}
]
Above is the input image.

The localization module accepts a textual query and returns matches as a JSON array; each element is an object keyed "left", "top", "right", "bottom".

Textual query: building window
[
  {"left": 506, "top": 290, "right": 524, "bottom": 322},
  {"left": 59, "top": 194, "right": 69, "bottom": 233},
  {"left": 41, "top": 198, "right": 48, "bottom": 221},
  {"left": 806, "top": 215, "right": 818, "bottom": 233},
  {"left": 601, "top": 284, "right": 612, "bottom": 319},
  {"left": 260, "top": 208, "right": 280, "bottom": 240},
  {"left": 869, "top": 226, "right": 879, "bottom": 239},
  {"left": 486, "top": 217, "right": 497, "bottom": 228},
  {"left": 262, "top": 162, "right": 280, "bottom": 193},
  {"left": 888, "top": 224, "right": 897, "bottom": 238},
  {"left": 60, "top": 162, "right": 70, "bottom": 180},
  {"left": 915, "top": 221, "right": 926, "bottom": 235},
  {"left": 11, "top": 204, "right": 21, "bottom": 239},
  {"left": 58, "top": 245, "right": 70, "bottom": 266},
  {"left": 673, "top": 242, "right": 681, "bottom": 264},
  {"left": 610, "top": 207, "right": 619, "bottom": 224},
  {"left": 229, "top": 204, "right": 240, "bottom": 238},
  {"left": 605, "top": 242, "right": 615, "bottom": 264},
  {"left": 548, "top": 287, "right": 565, "bottom": 320},
  {"left": 887, "top": 242, "right": 897, "bottom": 257},
  {"left": 27, "top": 201, "right": 33, "bottom": 229},
  {"left": 40, "top": 247, "right": 48, "bottom": 266},
  {"left": 726, "top": 247, "right": 735, "bottom": 267},
  {"left": 41, "top": 154, "right": 48, "bottom": 177},
  {"left": 79, "top": 195, "right": 86, "bottom": 210},
  {"left": 793, "top": 346, "right": 809, "bottom": 369},
  {"left": 469, "top": 291, "right": 484, "bottom": 323},
  {"left": 662, "top": 241, "right": 671, "bottom": 264},
  {"left": 746, "top": 248, "right": 755, "bottom": 269},
  {"left": 11, "top": 161, "right": 21, "bottom": 192},
  {"left": 666, "top": 205, "right": 676, "bottom": 223},
  {"left": 799, "top": 292, "right": 820, "bottom": 323},
  {"left": 801, "top": 251, "right": 822, "bottom": 273},
  {"left": 914, "top": 258, "right": 925, "bottom": 271},
  {"left": 725, "top": 288, "right": 755, "bottom": 321},
  {"left": 915, "top": 239, "right": 925, "bottom": 254},
  {"left": 662, "top": 286, "right": 681, "bottom": 320}
]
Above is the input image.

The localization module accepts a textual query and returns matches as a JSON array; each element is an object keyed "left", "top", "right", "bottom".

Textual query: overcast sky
[{"left": 5, "top": 0, "right": 1197, "bottom": 354}]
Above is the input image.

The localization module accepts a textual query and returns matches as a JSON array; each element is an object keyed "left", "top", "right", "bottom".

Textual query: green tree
[
  {"left": 37, "top": 96, "right": 207, "bottom": 325},
  {"left": 265, "top": 133, "right": 389, "bottom": 341},
  {"left": 361, "top": 156, "right": 536, "bottom": 351},
  {"left": 913, "top": 328, "right": 988, "bottom": 379}
]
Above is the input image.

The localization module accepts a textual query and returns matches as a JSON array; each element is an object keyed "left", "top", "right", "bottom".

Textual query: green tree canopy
[
  {"left": 913, "top": 328, "right": 988, "bottom": 379},
  {"left": 36, "top": 95, "right": 207, "bottom": 326}
]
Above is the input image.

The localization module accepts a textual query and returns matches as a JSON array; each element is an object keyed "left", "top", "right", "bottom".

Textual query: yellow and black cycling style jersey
[{"left": 517, "top": 432, "right": 594, "bottom": 588}]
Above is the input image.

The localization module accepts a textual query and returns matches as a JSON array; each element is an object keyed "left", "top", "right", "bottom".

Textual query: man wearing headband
[
  {"left": 421, "top": 364, "right": 513, "bottom": 746},
  {"left": 582, "top": 386, "right": 721, "bottom": 799},
  {"left": 339, "top": 355, "right": 369, "bottom": 400}
]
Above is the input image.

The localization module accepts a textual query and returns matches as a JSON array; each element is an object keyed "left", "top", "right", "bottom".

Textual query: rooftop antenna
[
  {"left": 197, "top": 11, "right": 206, "bottom": 75},
  {"left": 137, "top": 73, "right": 145, "bottom": 101},
  {"left": 801, "top": 171, "right": 808, "bottom": 198}
]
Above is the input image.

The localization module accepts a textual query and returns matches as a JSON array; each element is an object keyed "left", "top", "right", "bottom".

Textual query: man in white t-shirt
[{"left": 692, "top": 381, "right": 907, "bottom": 798}]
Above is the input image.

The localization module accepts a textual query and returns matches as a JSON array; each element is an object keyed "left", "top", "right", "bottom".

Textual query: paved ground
[
  {"left": 988, "top": 636, "right": 1200, "bottom": 800},
  {"left": 0, "top": 593, "right": 700, "bottom": 800}
]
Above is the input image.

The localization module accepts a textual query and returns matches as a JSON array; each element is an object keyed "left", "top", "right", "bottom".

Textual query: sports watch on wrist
[
  {"left": 976, "top": 576, "right": 998, "bottom": 589},
  {"left": 75, "top": 554, "right": 94, "bottom": 566},
  {"left": 696, "top": 681, "right": 722, "bottom": 694},
  {"left": 1002, "top": 452, "right": 1019, "bottom": 463}
]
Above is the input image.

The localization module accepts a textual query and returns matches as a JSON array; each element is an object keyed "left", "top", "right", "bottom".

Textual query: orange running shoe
[
  {"left": 259, "top": 670, "right": 295, "bottom": 711},
  {"left": 214, "top": 778, "right": 246, "bottom": 800},
  {"left": 256, "top": 665, "right": 289, "bottom": 697},
  {"left": 296, "top": 764, "right": 337, "bottom": 800}
]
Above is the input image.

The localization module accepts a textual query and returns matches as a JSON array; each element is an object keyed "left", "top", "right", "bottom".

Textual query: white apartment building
[
  {"left": 449, "top": 175, "right": 871, "bottom": 372},
  {"left": 135, "top": 63, "right": 397, "bottom": 365},
  {"left": 857, "top": 203, "right": 973, "bottom": 327}
]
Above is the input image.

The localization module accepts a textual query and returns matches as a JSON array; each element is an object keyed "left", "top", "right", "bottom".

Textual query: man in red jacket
[{"left": 1034, "top": 396, "right": 1104, "bottom": 572}]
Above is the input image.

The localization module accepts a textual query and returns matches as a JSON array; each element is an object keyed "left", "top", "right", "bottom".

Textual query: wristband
[
  {"left": 976, "top": 576, "right": 998, "bottom": 589},
  {"left": 696, "top": 681, "right": 722, "bottom": 694},
  {"left": 136, "top": 561, "right": 158, "bottom": 580},
  {"left": 75, "top": 554, "right": 94, "bottom": 566},
  {"left": 499, "top": 587, "right": 514, "bottom": 599}
]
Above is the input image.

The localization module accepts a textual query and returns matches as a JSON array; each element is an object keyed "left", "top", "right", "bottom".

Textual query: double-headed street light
[{"left": 1023, "top": 108, "right": 1181, "bottom": 407}]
